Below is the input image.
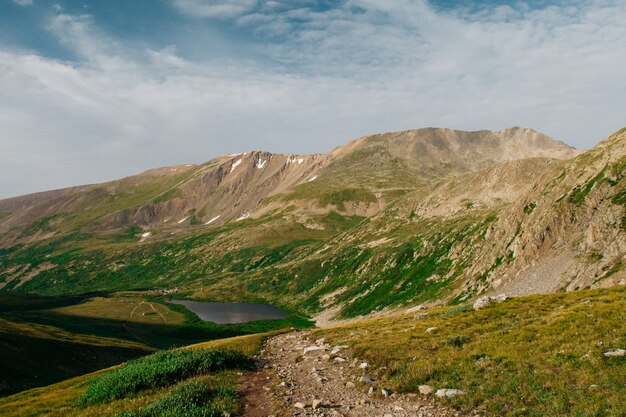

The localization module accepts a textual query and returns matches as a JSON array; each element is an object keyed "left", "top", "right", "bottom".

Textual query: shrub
[
  {"left": 445, "top": 334, "right": 470, "bottom": 347},
  {"left": 442, "top": 305, "right": 472, "bottom": 316},
  {"left": 77, "top": 348, "right": 252, "bottom": 405},
  {"left": 145, "top": 379, "right": 234, "bottom": 417}
]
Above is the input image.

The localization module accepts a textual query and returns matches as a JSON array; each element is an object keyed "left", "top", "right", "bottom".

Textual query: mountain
[{"left": 0, "top": 126, "right": 623, "bottom": 321}]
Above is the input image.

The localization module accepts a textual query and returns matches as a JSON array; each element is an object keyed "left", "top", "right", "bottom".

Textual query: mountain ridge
[{"left": 0, "top": 126, "right": 623, "bottom": 323}]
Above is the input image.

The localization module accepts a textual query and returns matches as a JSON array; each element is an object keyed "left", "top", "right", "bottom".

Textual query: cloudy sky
[{"left": 1, "top": 0, "right": 625, "bottom": 198}]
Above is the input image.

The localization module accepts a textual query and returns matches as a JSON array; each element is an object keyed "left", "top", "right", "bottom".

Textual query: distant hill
[{"left": 0, "top": 126, "right": 623, "bottom": 321}]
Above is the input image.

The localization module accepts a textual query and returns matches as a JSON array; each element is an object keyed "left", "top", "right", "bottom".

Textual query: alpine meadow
[{"left": 0, "top": 1, "right": 624, "bottom": 416}]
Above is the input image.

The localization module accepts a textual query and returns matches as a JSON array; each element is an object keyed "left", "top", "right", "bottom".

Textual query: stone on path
[
  {"left": 359, "top": 375, "right": 373, "bottom": 384},
  {"left": 294, "top": 401, "right": 306, "bottom": 409},
  {"left": 304, "top": 346, "right": 322, "bottom": 353},
  {"left": 312, "top": 399, "right": 322, "bottom": 410},
  {"left": 418, "top": 385, "right": 433, "bottom": 395}
]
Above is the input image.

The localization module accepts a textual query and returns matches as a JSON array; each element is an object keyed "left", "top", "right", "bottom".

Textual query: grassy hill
[
  {"left": 0, "top": 287, "right": 623, "bottom": 416},
  {"left": 0, "top": 293, "right": 311, "bottom": 396}
]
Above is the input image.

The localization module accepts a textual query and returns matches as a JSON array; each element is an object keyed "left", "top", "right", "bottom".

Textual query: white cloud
[
  {"left": 171, "top": 0, "right": 257, "bottom": 18},
  {"left": 1, "top": 1, "right": 625, "bottom": 198},
  {"left": 12, "top": 0, "right": 33, "bottom": 6}
]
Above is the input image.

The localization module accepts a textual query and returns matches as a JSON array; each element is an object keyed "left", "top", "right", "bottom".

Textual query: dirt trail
[{"left": 241, "top": 331, "right": 467, "bottom": 417}]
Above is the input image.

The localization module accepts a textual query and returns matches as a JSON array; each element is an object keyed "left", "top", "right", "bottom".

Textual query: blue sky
[{"left": 1, "top": 0, "right": 625, "bottom": 198}]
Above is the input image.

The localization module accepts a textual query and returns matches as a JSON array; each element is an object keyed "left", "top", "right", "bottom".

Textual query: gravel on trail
[{"left": 240, "top": 331, "right": 472, "bottom": 417}]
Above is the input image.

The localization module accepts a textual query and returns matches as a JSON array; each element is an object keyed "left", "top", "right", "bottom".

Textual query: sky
[{"left": 1, "top": 0, "right": 625, "bottom": 199}]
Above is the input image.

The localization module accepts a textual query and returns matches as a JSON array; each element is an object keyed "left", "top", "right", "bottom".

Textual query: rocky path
[{"left": 241, "top": 331, "right": 468, "bottom": 417}]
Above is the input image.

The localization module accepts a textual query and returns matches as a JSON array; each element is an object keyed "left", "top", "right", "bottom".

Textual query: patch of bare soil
[{"left": 242, "top": 331, "right": 470, "bottom": 417}]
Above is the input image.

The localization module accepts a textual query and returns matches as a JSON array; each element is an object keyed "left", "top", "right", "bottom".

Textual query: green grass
[
  {"left": 317, "top": 286, "right": 626, "bottom": 416},
  {"left": 120, "top": 376, "right": 238, "bottom": 417},
  {"left": 76, "top": 348, "right": 251, "bottom": 405},
  {"left": 0, "top": 293, "right": 311, "bottom": 396},
  {"left": 0, "top": 332, "right": 272, "bottom": 417}
]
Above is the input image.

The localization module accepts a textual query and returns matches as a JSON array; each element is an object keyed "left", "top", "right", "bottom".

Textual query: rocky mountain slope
[{"left": 0, "top": 126, "right": 623, "bottom": 320}]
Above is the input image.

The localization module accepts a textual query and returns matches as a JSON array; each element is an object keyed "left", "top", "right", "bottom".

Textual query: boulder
[
  {"left": 406, "top": 305, "right": 428, "bottom": 314},
  {"left": 331, "top": 344, "right": 349, "bottom": 355},
  {"left": 359, "top": 362, "right": 369, "bottom": 369},
  {"left": 294, "top": 402, "right": 306, "bottom": 409},
  {"left": 413, "top": 313, "right": 429, "bottom": 320},
  {"left": 418, "top": 385, "right": 434, "bottom": 395},
  {"left": 359, "top": 375, "right": 373, "bottom": 384},
  {"left": 304, "top": 346, "right": 322, "bottom": 353},
  {"left": 603, "top": 349, "right": 626, "bottom": 357},
  {"left": 435, "top": 388, "right": 465, "bottom": 398},
  {"left": 425, "top": 327, "right": 438, "bottom": 333},
  {"left": 473, "top": 294, "right": 507, "bottom": 309}
]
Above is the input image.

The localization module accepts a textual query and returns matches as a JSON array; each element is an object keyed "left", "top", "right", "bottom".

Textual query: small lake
[{"left": 168, "top": 300, "right": 288, "bottom": 324}]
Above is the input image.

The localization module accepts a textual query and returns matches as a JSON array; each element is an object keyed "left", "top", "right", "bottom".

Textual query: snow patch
[
  {"left": 256, "top": 159, "right": 267, "bottom": 169},
  {"left": 229, "top": 153, "right": 242, "bottom": 156},
  {"left": 236, "top": 213, "right": 250, "bottom": 221},
  {"left": 230, "top": 159, "right": 242, "bottom": 173},
  {"left": 287, "top": 156, "right": 305, "bottom": 165},
  {"left": 205, "top": 215, "right": 221, "bottom": 225},
  {"left": 308, "top": 175, "right": 318, "bottom": 182},
  {"left": 177, "top": 217, "right": 188, "bottom": 224}
]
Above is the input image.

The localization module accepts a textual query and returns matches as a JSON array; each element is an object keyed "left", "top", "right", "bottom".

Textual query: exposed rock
[
  {"left": 294, "top": 401, "right": 306, "bottom": 409},
  {"left": 473, "top": 294, "right": 507, "bottom": 309},
  {"left": 382, "top": 388, "right": 390, "bottom": 397},
  {"left": 413, "top": 313, "right": 429, "bottom": 320},
  {"left": 406, "top": 305, "right": 428, "bottom": 314},
  {"left": 345, "top": 381, "right": 355, "bottom": 388},
  {"left": 425, "top": 327, "right": 438, "bottom": 333},
  {"left": 304, "top": 346, "right": 322, "bottom": 354},
  {"left": 312, "top": 399, "right": 322, "bottom": 410},
  {"left": 418, "top": 385, "right": 434, "bottom": 395},
  {"left": 330, "top": 345, "right": 349, "bottom": 355},
  {"left": 435, "top": 389, "right": 465, "bottom": 398},
  {"left": 359, "top": 362, "right": 369, "bottom": 369},
  {"left": 603, "top": 349, "right": 626, "bottom": 357},
  {"left": 359, "top": 375, "right": 373, "bottom": 384}
]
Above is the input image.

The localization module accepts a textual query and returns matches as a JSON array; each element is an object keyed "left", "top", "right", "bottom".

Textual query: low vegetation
[
  {"left": 0, "top": 332, "right": 271, "bottom": 417},
  {"left": 0, "top": 293, "right": 311, "bottom": 395},
  {"left": 317, "top": 286, "right": 626, "bottom": 416},
  {"left": 77, "top": 347, "right": 251, "bottom": 405}
]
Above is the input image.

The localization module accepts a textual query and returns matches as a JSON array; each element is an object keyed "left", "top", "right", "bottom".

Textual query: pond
[{"left": 167, "top": 300, "right": 288, "bottom": 324}]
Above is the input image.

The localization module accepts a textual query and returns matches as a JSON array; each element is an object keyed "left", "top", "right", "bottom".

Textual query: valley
[{"left": 0, "top": 126, "right": 624, "bottom": 416}]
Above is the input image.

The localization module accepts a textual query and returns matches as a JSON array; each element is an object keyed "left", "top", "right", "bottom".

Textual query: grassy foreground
[
  {"left": 0, "top": 332, "right": 272, "bottom": 417},
  {"left": 0, "top": 292, "right": 311, "bottom": 395},
  {"left": 317, "top": 286, "right": 626, "bottom": 416}
]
